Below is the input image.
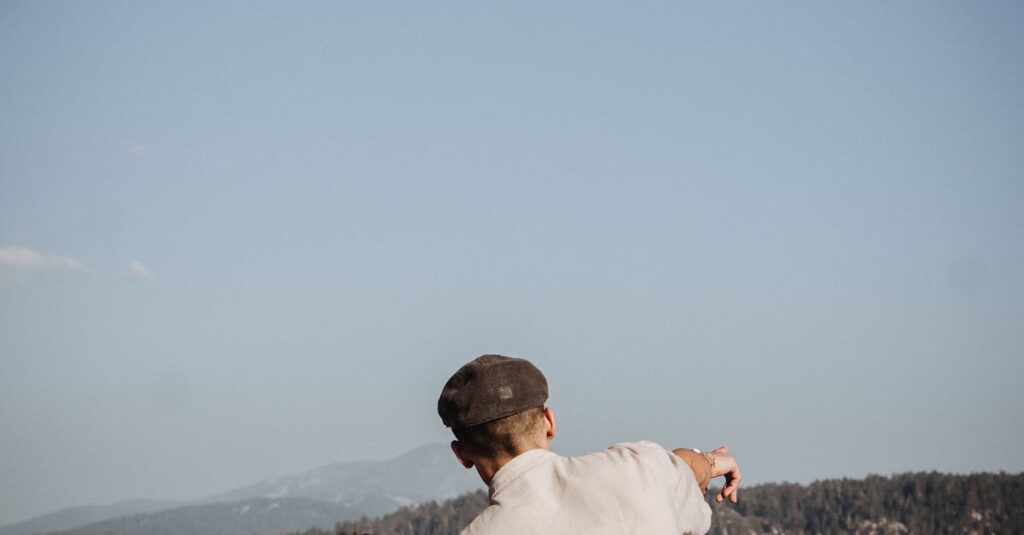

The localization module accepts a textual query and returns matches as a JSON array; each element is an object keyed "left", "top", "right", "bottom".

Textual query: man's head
[{"left": 438, "top": 355, "right": 555, "bottom": 475}]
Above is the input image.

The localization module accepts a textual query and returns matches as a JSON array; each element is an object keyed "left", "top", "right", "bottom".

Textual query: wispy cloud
[
  {"left": 0, "top": 246, "right": 88, "bottom": 273},
  {"left": 128, "top": 260, "right": 155, "bottom": 282}
]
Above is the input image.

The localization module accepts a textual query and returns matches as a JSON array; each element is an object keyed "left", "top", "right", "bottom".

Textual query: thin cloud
[
  {"left": 0, "top": 246, "right": 88, "bottom": 273},
  {"left": 128, "top": 261, "right": 155, "bottom": 282}
]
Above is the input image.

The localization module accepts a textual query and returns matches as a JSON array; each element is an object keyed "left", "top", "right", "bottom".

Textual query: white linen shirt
[{"left": 461, "top": 441, "right": 712, "bottom": 535}]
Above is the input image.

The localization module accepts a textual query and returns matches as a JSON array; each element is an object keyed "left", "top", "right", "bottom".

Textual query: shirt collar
[{"left": 489, "top": 448, "right": 557, "bottom": 497}]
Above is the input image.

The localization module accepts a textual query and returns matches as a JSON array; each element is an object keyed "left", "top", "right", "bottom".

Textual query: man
[{"left": 438, "top": 354, "right": 741, "bottom": 535}]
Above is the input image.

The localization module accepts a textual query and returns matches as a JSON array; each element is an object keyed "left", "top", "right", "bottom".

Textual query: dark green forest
[{"left": 286, "top": 472, "right": 1023, "bottom": 535}]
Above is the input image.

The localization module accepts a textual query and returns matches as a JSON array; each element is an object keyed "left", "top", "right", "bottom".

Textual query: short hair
[{"left": 452, "top": 406, "right": 545, "bottom": 458}]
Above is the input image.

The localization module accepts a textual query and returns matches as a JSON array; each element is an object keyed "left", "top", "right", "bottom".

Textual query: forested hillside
[{"left": 286, "top": 472, "right": 1024, "bottom": 534}]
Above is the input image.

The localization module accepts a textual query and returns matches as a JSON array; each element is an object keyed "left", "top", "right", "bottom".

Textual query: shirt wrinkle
[{"left": 488, "top": 448, "right": 556, "bottom": 499}]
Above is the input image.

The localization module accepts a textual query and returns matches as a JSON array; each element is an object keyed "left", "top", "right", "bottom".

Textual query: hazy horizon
[
  {"left": 2, "top": 1, "right": 1022, "bottom": 526},
  {"left": 2, "top": 440, "right": 1020, "bottom": 526}
]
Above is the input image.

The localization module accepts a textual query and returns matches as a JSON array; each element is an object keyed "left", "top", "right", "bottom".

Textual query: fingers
[
  {"left": 717, "top": 481, "right": 740, "bottom": 503},
  {"left": 726, "top": 473, "right": 741, "bottom": 503},
  {"left": 715, "top": 468, "right": 742, "bottom": 504}
]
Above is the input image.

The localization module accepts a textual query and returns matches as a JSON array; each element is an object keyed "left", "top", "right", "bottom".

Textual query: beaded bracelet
[
  {"left": 691, "top": 448, "right": 716, "bottom": 472},
  {"left": 701, "top": 451, "right": 716, "bottom": 472}
]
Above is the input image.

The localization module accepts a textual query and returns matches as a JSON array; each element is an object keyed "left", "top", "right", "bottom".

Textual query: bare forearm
[{"left": 672, "top": 448, "right": 711, "bottom": 493}]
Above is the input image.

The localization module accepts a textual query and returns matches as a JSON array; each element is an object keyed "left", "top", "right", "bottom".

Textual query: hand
[{"left": 708, "top": 446, "right": 741, "bottom": 503}]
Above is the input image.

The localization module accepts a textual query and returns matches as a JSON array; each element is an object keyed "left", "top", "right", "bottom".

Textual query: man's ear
[
  {"left": 450, "top": 440, "right": 474, "bottom": 469},
  {"left": 542, "top": 407, "right": 556, "bottom": 440}
]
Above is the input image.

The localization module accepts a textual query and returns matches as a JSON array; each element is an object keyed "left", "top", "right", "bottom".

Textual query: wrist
[{"left": 691, "top": 448, "right": 717, "bottom": 476}]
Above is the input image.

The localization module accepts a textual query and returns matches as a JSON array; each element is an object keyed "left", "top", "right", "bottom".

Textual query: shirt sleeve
[
  {"left": 622, "top": 441, "right": 713, "bottom": 535},
  {"left": 663, "top": 444, "right": 713, "bottom": 534}
]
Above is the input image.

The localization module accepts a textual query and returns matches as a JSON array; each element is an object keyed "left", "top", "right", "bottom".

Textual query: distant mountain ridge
[
  {"left": 206, "top": 444, "right": 479, "bottom": 506},
  {"left": 0, "top": 500, "right": 182, "bottom": 535},
  {"left": 47, "top": 498, "right": 376, "bottom": 535},
  {"left": 0, "top": 444, "right": 481, "bottom": 535}
]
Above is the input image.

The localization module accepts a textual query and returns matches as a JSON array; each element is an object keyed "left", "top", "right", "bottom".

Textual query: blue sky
[{"left": 1, "top": 1, "right": 1023, "bottom": 525}]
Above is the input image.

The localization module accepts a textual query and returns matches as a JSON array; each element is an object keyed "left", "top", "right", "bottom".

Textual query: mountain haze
[
  {"left": 0, "top": 500, "right": 182, "bottom": 535},
  {"left": 48, "top": 498, "right": 371, "bottom": 535},
  {"left": 207, "top": 444, "right": 480, "bottom": 506},
  {"left": 1, "top": 445, "right": 479, "bottom": 535}
]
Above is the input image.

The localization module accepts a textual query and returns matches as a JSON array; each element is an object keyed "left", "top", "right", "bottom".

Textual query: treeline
[
  {"left": 710, "top": 471, "right": 1023, "bottom": 533},
  {"left": 285, "top": 472, "right": 1024, "bottom": 534},
  {"left": 291, "top": 491, "right": 489, "bottom": 535}
]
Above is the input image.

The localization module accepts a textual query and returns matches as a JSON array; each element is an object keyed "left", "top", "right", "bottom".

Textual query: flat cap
[{"left": 438, "top": 354, "right": 548, "bottom": 430}]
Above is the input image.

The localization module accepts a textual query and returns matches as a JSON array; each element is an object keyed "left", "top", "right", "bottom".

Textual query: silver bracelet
[
  {"left": 691, "top": 448, "right": 716, "bottom": 472},
  {"left": 701, "top": 451, "right": 716, "bottom": 472}
]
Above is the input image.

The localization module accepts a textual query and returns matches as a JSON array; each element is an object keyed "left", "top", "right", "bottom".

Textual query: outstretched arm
[{"left": 672, "top": 446, "right": 742, "bottom": 503}]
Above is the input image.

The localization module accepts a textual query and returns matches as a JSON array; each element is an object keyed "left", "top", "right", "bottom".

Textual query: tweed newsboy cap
[{"left": 438, "top": 354, "right": 548, "bottom": 430}]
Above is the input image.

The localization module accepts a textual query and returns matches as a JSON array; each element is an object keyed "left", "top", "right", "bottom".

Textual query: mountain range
[
  {"left": 0, "top": 500, "right": 184, "bottom": 535},
  {"left": 0, "top": 444, "right": 481, "bottom": 535}
]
